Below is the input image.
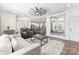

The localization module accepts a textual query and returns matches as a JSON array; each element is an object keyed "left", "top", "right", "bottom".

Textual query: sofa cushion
[
  {"left": 0, "top": 35, "right": 12, "bottom": 55},
  {"left": 10, "top": 34, "right": 20, "bottom": 52},
  {"left": 9, "top": 43, "right": 40, "bottom": 55},
  {"left": 10, "top": 34, "right": 31, "bottom": 49},
  {"left": 15, "top": 36, "right": 31, "bottom": 49}
]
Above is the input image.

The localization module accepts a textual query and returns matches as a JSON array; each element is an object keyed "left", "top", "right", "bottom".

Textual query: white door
[{"left": 70, "top": 17, "right": 79, "bottom": 42}]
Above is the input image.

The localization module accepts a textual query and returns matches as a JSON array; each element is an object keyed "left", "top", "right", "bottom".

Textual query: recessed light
[{"left": 67, "top": 4, "right": 71, "bottom": 7}]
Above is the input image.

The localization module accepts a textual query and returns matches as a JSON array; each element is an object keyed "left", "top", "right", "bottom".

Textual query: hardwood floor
[{"left": 49, "top": 37, "right": 79, "bottom": 55}]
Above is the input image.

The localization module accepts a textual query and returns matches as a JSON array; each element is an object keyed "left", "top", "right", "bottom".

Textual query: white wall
[
  {"left": 0, "top": 11, "right": 1, "bottom": 35},
  {"left": 1, "top": 13, "right": 16, "bottom": 34},
  {"left": 46, "top": 16, "right": 51, "bottom": 36},
  {"left": 64, "top": 11, "right": 70, "bottom": 40},
  {"left": 16, "top": 16, "right": 31, "bottom": 32},
  {"left": 0, "top": 13, "right": 31, "bottom": 34},
  {"left": 65, "top": 7, "right": 79, "bottom": 42},
  {"left": 28, "top": 16, "right": 46, "bottom": 22}
]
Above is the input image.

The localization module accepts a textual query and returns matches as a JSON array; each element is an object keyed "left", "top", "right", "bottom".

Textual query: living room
[{"left": 0, "top": 3, "right": 79, "bottom": 55}]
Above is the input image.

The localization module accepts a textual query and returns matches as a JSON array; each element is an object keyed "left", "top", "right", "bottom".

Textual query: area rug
[
  {"left": 25, "top": 38, "right": 64, "bottom": 55},
  {"left": 41, "top": 39, "right": 64, "bottom": 55},
  {"left": 25, "top": 37, "right": 45, "bottom": 44}
]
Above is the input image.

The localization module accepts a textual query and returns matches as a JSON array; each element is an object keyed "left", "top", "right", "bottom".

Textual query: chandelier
[{"left": 29, "top": 7, "right": 47, "bottom": 16}]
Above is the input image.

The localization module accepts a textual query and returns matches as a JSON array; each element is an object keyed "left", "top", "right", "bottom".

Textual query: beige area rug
[
  {"left": 41, "top": 39, "right": 64, "bottom": 55},
  {"left": 25, "top": 38, "right": 64, "bottom": 55}
]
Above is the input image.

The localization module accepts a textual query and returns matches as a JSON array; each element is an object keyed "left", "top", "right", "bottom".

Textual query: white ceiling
[{"left": 0, "top": 3, "right": 79, "bottom": 17}]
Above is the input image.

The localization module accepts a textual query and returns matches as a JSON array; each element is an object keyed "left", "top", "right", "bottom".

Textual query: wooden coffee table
[{"left": 31, "top": 34, "right": 48, "bottom": 46}]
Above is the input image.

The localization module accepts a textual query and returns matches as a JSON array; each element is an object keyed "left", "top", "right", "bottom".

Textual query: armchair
[{"left": 20, "top": 28, "right": 34, "bottom": 39}]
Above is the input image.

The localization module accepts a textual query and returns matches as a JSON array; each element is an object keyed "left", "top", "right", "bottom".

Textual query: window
[{"left": 50, "top": 14, "right": 65, "bottom": 36}]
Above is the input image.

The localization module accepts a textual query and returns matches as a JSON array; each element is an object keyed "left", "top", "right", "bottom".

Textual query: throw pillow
[
  {"left": 11, "top": 38, "right": 19, "bottom": 51},
  {"left": 1, "top": 34, "right": 11, "bottom": 39},
  {"left": 10, "top": 35, "right": 19, "bottom": 52},
  {"left": 0, "top": 36, "right": 12, "bottom": 55}
]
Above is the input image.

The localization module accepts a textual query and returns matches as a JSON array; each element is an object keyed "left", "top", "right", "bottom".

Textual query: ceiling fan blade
[
  {"left": 39, "top": 12, "right": 42, "bottom": 16},
  {"left": 29, "top": 11, "right": 34, "bottom": 13},
  {"left": 42, "top": 9, "right": 46, "bottom": 12},
  {"left": 35, "top": 7, "right": 39, "bottom": 11},
  {"left": 42, "top": 11, "right": 47, "bottom": 13},
  {"left": 30, "top": 8, "right": 36, "bottom": 12},
  {"left": 40, "top": 8, "right": 43, "bottom": 10}
]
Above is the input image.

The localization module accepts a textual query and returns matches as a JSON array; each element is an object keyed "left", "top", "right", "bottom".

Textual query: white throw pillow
[
  {"left": 11, "top": 37, "right": 19, "bottom": 51},
  {"left": 0, "top": 36, "right": 12, "bottom": 55},
  {"left": 1, "top": 34, "right": 11, "bottom": 39}
]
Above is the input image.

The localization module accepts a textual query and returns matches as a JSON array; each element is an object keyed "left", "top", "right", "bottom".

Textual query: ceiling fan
[{"left": 29, "top": 7, "right": 47, "bottom": 16}]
